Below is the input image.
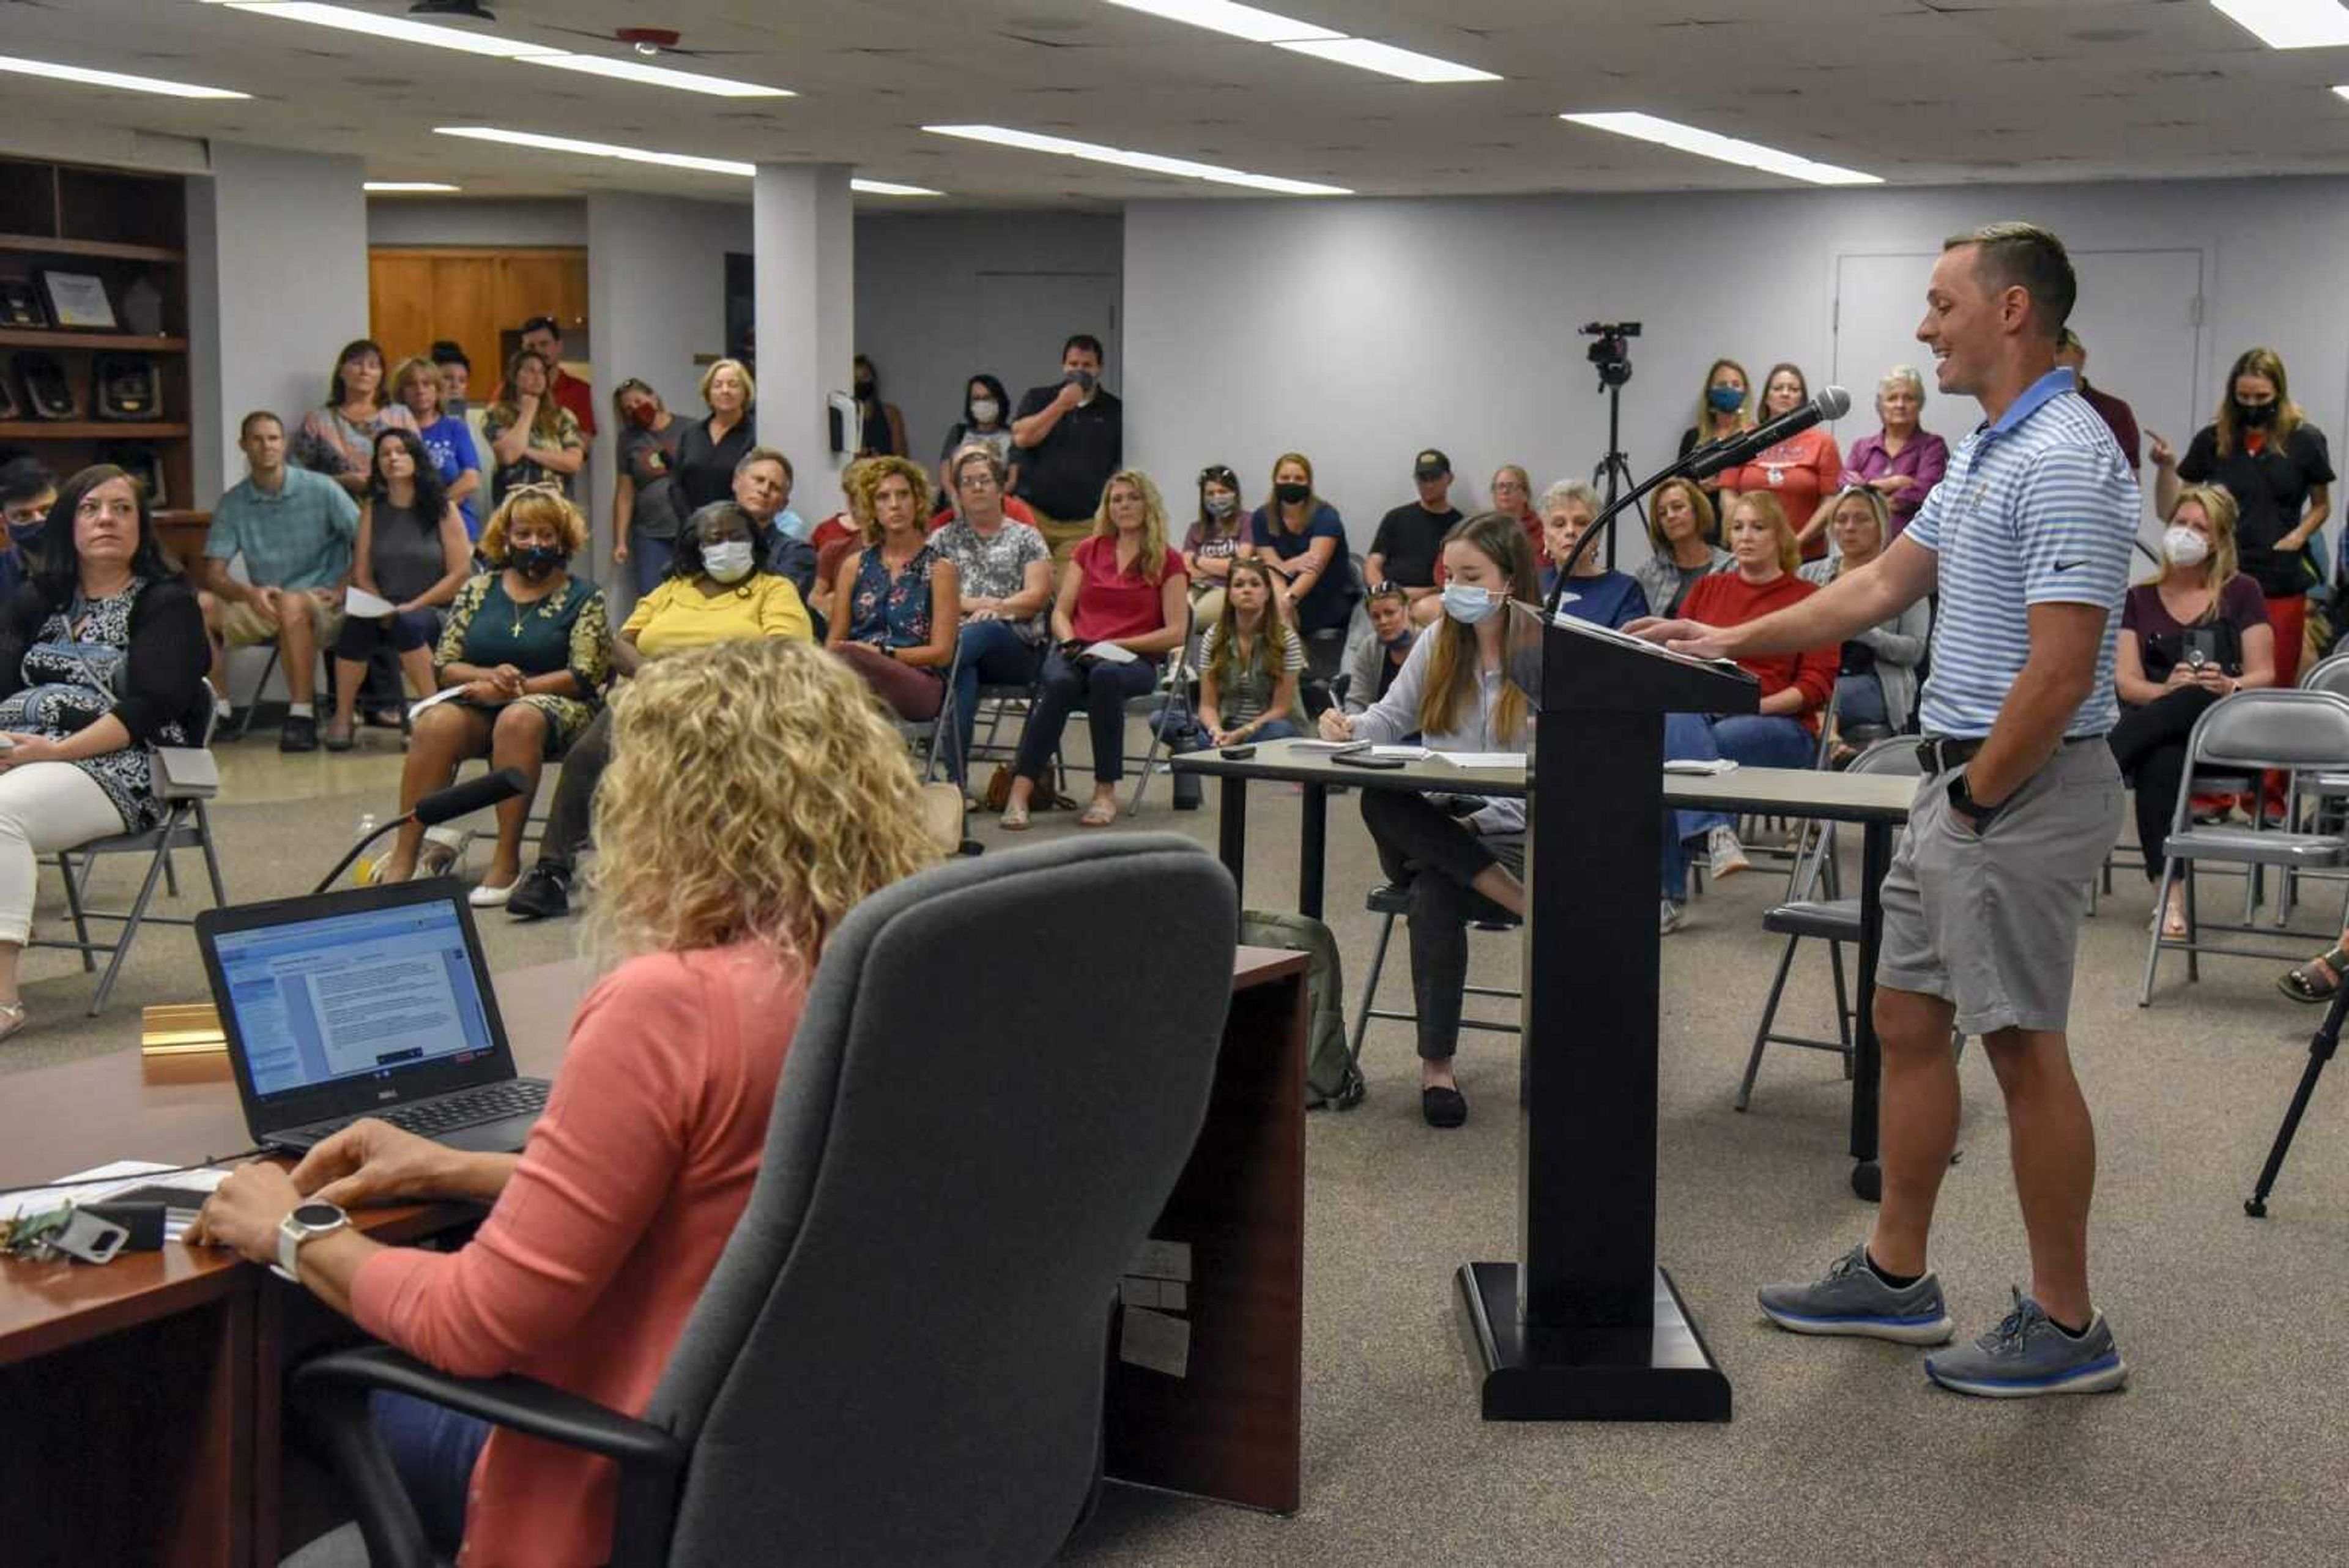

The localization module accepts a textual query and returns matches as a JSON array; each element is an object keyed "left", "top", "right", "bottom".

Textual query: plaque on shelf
[
  {"left": 37, "top": 268, "right": 117, "bottom": 331},
  {"left": 0, "top": 280, "right": 46, "bottom": 329},
  {"left": 94, "top": 354, "right": 160, "bottom": 420},
  {"left": 15, "top": 352, "right": 76, "bottom": 419},
  {"left": 102, "top": 444, "right": 168, "bottom": 507}
]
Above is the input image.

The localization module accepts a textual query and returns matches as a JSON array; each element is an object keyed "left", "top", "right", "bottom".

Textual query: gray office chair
[
  {"left": 288, "top": 834, "right": 1238, "bottom": 1568},
  {"left": 2141, "top": 689, "right": 2349, "bottom": 1005}
]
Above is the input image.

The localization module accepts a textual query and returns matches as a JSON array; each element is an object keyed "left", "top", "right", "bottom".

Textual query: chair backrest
[
  {"left": 1784, "top": 736, "right": 1918, "bottom": 902},
  {"left": 2300, "top": 652, "right": 2349, "bottom": 701},
  {"left": 2184, "top": 689, "right": 2349, "bottom": 778},
  {"left": 648, "top": 834, "right": 1238, "bottom": 1566}
]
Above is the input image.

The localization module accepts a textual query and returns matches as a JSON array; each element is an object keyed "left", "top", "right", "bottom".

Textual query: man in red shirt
[
  {"left": 497, "top": 314, "right": 597, "bottom": 448},
  {"left": 2055, "top": 328, "right": 2138, "bottom": 474}
]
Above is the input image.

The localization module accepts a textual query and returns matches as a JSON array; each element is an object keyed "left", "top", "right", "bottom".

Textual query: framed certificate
[{"left": 37, "top": 269, "right": 117, "bottom": 331}]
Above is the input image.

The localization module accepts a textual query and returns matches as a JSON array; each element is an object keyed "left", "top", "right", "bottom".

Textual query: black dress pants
[
  {"left": 1359, "top": 789, "right": 1523, "bottom": 1062},
  {"left": 2107, "top": 686, "right": 2222, "bottom": 882}
]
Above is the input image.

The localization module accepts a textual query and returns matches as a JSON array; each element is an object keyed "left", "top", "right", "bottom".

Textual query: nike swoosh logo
[{"left": 2054, "top": 559, "right": 2087, "bottom": 571}]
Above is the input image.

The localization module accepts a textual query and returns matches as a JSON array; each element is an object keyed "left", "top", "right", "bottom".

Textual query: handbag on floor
[{"left": 1239, "top": 908, "right": 1362, "bottom": 1111}]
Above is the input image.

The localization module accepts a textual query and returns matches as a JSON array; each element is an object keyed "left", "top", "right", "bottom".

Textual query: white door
[
  {"left": 974, "top": 270, "right": 1121, "bottom": 398},
  {"left": 1833, "top": 248, "right": 2205, "bottom": 549}
]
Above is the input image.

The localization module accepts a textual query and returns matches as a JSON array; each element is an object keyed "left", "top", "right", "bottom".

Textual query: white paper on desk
[
  {"left": 1437, "top": 751, "right": 1528, "bottom": 771},
  {"left": 343, "top": 585, "right": 396, "bottom": 619},
  {"left": 2, "top": 1159, "right": 233, "bottom": 1239},
  {"left": 1663, "top": 758, "right": 1740, "bottom": 775},
  {"left": 1283, "top": 739, "right": 1368, "bottom": 755},
  {"left": 1119, "top": 1306, "right": 1192, "bottom": 1378},
  {"left": 410, "top": 685, "right": 468, "bottom": 719},
  {"left": 1081, "top": 641, "right": 1139, "bottom": 664},
  {"left": 1369, "top": 745, "right": 1431, "bottom": 762}
]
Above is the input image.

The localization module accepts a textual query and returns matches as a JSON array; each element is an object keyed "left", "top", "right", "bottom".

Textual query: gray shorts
[{"left": 1878, "top": 739, "right": 2123, "bottom": 1037}]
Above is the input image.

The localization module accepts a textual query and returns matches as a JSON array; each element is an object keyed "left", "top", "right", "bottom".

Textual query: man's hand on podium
[{"left": 1625, "top": 615, "right": 1738, "bottom": 661}]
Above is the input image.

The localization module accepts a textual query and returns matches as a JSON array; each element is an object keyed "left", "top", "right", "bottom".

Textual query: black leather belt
[{"left": 1915, "top": 734, "right": 2104, "bottom": 775}]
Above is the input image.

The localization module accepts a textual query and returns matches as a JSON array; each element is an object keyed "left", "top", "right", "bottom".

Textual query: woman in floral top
[
  {"left": 292, "top": 338, "right": 418, "bottom": 497},
  {"left": 825, "top": 455, "right": 957, "bottom": 723},
  {"left": 481, "top": 349, "right": 586, "bottom": 510},
  {"left": 930, "top": 443, "right": 1052, "bottom": 785},
  {"left": 376, "top": 488, "right": 610, "bottom": 905}
]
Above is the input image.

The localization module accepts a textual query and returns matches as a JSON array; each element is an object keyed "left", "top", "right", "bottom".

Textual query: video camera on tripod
[{"left": 1579, "top": 321, "right": 1639, "bottom": 390}]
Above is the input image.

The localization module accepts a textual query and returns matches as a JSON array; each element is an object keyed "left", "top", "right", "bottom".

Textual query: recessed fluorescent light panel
[
  {"left": 925, "top": 124, "right": 1349, "bottom": 196},
  {"left": 434, "top": 127, "right": 755, "bottom": 179},
  {"left": 364, "top": 182, "right": 461, "bottom": 193},
  {"left": 1103, "top": 1, "right": 1340, "bottom": 44},
  {"left": 851, "top": 179, "right": 946, "bottom": 196},
  {"left": 2211, "top": 1, "right": 2349, "bottom": 49},
  {"left": 1275, "top": 38, "right": 1500, "bottom": 83},
  {"left": 0, "top": 53, "right": 248, "bottom": 98},
  {"left": 524, "top": 53, "right": 789, "bottom": 98},
  {"left": 1560, "top": 112, "right": 1880, "bottom": 187}
]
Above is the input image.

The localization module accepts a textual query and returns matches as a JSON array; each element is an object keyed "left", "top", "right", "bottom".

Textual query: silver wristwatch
[{"left": 274, "top": 1199, "right": 349, "bottom": 1282}]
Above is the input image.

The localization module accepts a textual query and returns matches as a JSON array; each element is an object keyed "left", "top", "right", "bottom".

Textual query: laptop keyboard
[{"left": 376, "top": 1080, "right": 549, "bottom": 1137}]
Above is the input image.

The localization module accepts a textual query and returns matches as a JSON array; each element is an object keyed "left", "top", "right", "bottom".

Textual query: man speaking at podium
[{"left": 1631, "top": 222, "right": 2136, "bottom": 1398}]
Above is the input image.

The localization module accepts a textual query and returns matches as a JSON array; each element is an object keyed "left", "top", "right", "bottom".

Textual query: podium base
[{"left": 1457, "top": 1262, "right": 1731, "bottom": 1422}]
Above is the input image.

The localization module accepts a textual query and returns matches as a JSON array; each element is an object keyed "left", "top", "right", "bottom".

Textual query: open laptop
[{"left": 196, "top": 880, "right": 549, "bottom": 1154}]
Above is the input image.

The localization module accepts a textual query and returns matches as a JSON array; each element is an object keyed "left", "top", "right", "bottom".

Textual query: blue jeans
[
  {"left": 373, "top": 1390, "right": 491, "bottom": 1558},
  {"left": 1835, "top": 670, "right": 1890, "bottom": 730},
  {"left": 1014, "top": 648, "right": 1160, "bottom": 785},
  {"left": 628, "top": 530, "right": 677, "bottom": 597},
  {"left": 1660, "top": 711, "right": 1817, "bottom": 899},
  {"left": 948, "top": 619, "right": 1043, "bottom": 784}
]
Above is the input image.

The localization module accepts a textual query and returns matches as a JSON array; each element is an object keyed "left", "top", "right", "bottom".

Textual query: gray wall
[
  {"left": 366, "top": 198, "right": 587, "bottom": 247},
  {"left": 1124, "top": 178, "right": 2349, "bottom": 561}
]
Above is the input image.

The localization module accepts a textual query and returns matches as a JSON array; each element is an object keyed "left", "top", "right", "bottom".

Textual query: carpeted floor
[{"left": 9, "top": 729, "right": 2345, "bottom": 1565}]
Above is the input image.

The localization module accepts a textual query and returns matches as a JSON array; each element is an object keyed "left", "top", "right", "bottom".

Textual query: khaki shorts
[
  {"left": 215, "top": 592, "right": 346, "bottom": 651},
  {"left": 1877, "top": 738, "right": 2124, "bottom": 1038},
  {"left": 1030, "top": 511, "right": 1094, "bottom": 568}
]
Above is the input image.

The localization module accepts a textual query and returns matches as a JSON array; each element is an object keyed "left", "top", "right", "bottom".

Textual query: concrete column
[{"left": 752, "top": 163, "right": 854, "bottom": 524}]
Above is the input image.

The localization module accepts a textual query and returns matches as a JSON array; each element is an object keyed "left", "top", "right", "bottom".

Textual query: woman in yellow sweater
[{"left": 505, "top": 499, "right": 812, "bottom": 920}]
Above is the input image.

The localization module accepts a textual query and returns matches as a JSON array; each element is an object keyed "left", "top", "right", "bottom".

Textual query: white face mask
[
  {"left": 703, "top": 538, "right": 756, "bottom": 584},
  {"left": 2162, "top": 526, "right": 2210, "bottom": 568},
  {"left": 970, "top": 398, "right": 1001, "bottom": 426}
]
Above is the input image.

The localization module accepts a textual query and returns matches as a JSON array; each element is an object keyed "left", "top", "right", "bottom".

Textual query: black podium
[{"left": 1458, "top": 604, "right": 1757, "bottom": 1421}]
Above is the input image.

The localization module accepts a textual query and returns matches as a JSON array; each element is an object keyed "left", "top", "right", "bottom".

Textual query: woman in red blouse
[
  {"left": 1002, "top": 469, "right": 1189, "bottom": 829},
  {"left": 1720, "top": 362, "right": 1842, "bottom": 562}
]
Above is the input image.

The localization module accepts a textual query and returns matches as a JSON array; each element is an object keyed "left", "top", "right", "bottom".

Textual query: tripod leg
[{"left": 2245, "top": 979, "right": 2346, "bottom": 1217}]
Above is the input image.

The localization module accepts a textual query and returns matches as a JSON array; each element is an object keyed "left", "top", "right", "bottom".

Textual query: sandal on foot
[
  {"left": 999, "top": 802, "right": 1032, "bottom": 831},
  {"left": 1078, "top": 800, "right": 1118, "bottom": 828},
  {"left": 2277, "top": 947, "right": 2347, "bottom": 1004},
  {"left": 0, "top": 1001, "right": 26, "bottom": 1043}
]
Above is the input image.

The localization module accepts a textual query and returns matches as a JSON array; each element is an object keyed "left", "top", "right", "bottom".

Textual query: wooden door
[
  {"left": 494, "top": 253, "right": 587, "bottom": 338},
  {"left": 430, "top": 255, "right": 501, "bottom": 395},
  {"left": 368, "top": 252, "right": 437, "bottom": 366}
]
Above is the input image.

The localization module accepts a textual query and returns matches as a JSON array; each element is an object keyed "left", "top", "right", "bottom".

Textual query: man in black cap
[{"left": 1366, "top": 448, "right": 1463, "bottom": 615}]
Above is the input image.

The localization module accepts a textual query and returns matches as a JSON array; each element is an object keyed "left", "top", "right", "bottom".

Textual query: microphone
[
  {"left": 1680, "top": 387, "right": 1852, "bottom": 482},
  {"left": 311, "top": 768, "right": 530, "bottom": 893}
]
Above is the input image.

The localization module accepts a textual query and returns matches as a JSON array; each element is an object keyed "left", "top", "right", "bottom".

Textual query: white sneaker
[
  {"left": 1660, "top": 899, "right": 1684, "bottom": 935},
  {"left": 1708, "top": 825, "right": 1750, "bottom": 880}
]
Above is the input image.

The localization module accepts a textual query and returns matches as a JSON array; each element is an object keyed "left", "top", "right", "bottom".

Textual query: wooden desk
[
  {"left": 0, "top": 948, "right": 1307, "bottom": 1561},
  {"left": 1177, "top": 738, "right": 1915, "bottom": 1197}
]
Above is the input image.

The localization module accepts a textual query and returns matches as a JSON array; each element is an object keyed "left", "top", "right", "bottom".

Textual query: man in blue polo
[{"left": 1633, "top": 222, "right": 2136, "bottom": 1396}]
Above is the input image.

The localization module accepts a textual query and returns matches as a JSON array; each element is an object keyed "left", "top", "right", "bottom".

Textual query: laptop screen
[{"left": 213, "top": 899, "right": 498, "bottom": 1103}]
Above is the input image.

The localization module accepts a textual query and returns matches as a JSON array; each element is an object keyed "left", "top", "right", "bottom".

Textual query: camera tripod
[
  {"left": 2244, "top": 972, "right": 2342, "bottom": 1217},
  {"left": 1590, "top": 377, "right": 1642, "bottom": 574}
]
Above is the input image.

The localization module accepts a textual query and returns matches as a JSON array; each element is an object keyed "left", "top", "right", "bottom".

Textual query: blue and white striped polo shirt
[{"left": 1908, "top": 368, "right": 2137, "bottom": 738}]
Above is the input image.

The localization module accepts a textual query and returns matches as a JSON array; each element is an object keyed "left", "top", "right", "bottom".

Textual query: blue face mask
[
  {"left": 5, "top": 520, "right": 42, "bottom": 550},
  {"left": 1707, "top": 385, "right": 1744, "bottom": 414},
  {"left": 1441, "top": 582, "right": 1502, "bottom": 626}
]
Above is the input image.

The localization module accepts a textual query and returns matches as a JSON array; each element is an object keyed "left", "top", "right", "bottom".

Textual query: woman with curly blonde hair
[
  {"left": 190, "top": 637, "right": 937, "bottom": 1568},
  {"left": 1001, "top": 468, "right": 1188, "bottom": 828},
  {"left": 825, "top": 455, "right": 960, "bottom": 721}
]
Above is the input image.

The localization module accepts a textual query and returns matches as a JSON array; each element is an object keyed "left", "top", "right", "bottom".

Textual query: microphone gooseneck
[{"left": 310, "top": 768, "right": 532, "bottom": 893}]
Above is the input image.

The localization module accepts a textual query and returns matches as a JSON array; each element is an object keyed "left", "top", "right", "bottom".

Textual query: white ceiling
[{"left": 7, "top": 1, "right": 2349, "bottom": 207}]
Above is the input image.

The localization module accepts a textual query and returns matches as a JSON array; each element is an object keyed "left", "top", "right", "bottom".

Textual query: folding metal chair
[
  {"left": 2141, "top": 689, "right": 2349, "bottom": 1006},
  {"left": 1122, "top": 603, "right": 1197, "bottom": 817},
  {"left": 1346, "top": 885, "right": 1521, "bottom": 1076}
]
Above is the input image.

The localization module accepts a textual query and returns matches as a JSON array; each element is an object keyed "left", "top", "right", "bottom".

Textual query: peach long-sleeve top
[{"left": 352, "top": 940, "right": 806, "bottom": 1567}]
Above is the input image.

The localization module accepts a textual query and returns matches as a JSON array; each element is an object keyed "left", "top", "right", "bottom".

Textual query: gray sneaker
[
  {"left": 1757, "top": 1242, "right": 1955, "bottom": 1344},
  {"left": 1924, "top": 1288, "right": 2128, "bottom": 1397}
]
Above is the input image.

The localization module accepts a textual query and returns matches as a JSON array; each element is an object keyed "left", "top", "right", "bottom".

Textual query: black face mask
[
  {"left": 510, "top": 543, "right": 565, "bottom": 581},
  {"left": 1274, "top": 481, "right": 1311, "bottom": 507},
  {"left": 2235, "top": 399, "right": 2278, "bottom": 429},
  {"left": 855, "top": 377, "right": 876, "bottom": 397}
]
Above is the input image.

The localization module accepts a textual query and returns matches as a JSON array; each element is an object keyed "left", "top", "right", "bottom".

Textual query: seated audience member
[
  {"left": 610, "top": 377, "right": 689, "bottom": 594},
  {"left": 824, "top": 456, "right": 959, "bottom": 723},
  {"left": 1368, "top": 449, "right": 1463, "bottom": 617},
  {"left": 0, "top": 465, "right": 208, "bottom": 1042},
  {"left": 1001, "top": 469, "right": 1188, "bottom": 830},
  {"left": 1318, "top": 511, "right": 1535, "bottom": 1128},
  {"left": 1678, "top": 358, "right": 1755, "bottom": 503},
  {"left": 0, "top": 458, "right": 58, "bottom": 602},
  {"left": 2056, "top": 327, "right": 2141, "bottom": 474},
  {"left": 722, "top": 448, "right": 817, "bottom": 609},
  {"left": 1181, "top": 464, "right": 1251, "bottom": 633},
  {"left": 292, "top": 338, "right": 419, "bottom": 498},
  {"left": 808, "top": 459, "right": 877, "bottom": 627},
  {"left": 190, "top": 636, "right": 939, "bottom": 1567},
  {"left": 374, "top": 489, "right": 609, "bottom": 902},
  {"left": 1631, "top": 477, "right": 1731, "bottom": 619},
  {"left": 1538, "top": 478, "right": 1649, "bottom": 628},
  {"left": 1341, "top": 582, "right": 1417, "bottom": 715},
  {"left": 1719, "top": 362, "right": 1840, "bottom": 560},
  {"left": 483, "top": 350, "right": 585, "bottom": 510},
  {"left": 322, "top": 429, "right": 471, "bottom": 751},
  {"left": 1650, "top": 494, "right": 1836, "bottom": 930},
  {"left": 932, "top": 445, "right": 1052, "bottom": 787},
  {"left": 937, "top": 372, "right": 1020, "bottom": 497},
  {"left": 1490, "top": 465, "right": 1542, "bottom": 551},
  {"left": 1189, "top": 557, "right": 1305, "bottom": 748},
  {"left": 1798, "top": 486, "right": 1929, "bottom": 756},
  {"left": 852, "top": 353, "right": 908, "bottom": 458},
  {"left": 392, "top": 354, "right": 483, "bottom": 540},
  {"left": 2109, "top": 486, "right": 2272, "bottom": 943},
  {"left": 1841, "top": 365, "right": 1948, "bottom": 538},
  {"left": 674, "top": 358, "right": 757, "bottom": 514},
  {"left": 508, "top": 502, "right": 812, "bottom": 921},
  {"left": 1251, "top": 451, "right": 1353, "bottom": 647},
  {"left": 198, "top": 410, "right": 360, "bottom": 751}
]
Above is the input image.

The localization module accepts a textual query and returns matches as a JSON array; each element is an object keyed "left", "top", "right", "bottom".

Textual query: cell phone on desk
[
  {"left": 1334, "top": 751, "right": 1406, "bottom": 770},
  {"left": 1220, "top": 745, "right": 1256, "bottom": 759}
]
